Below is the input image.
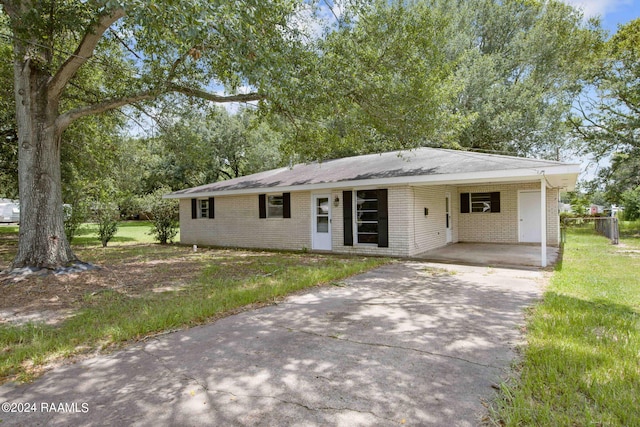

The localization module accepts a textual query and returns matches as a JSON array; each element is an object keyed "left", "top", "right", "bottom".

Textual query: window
[
  {"left": 316, "top": 197, "right": 329, "bottom": 233},
  {"left": 343, "top": 189, "right": 388, "bottom": 248},
  {"left": 356, "top": 190, "right": 379, "bottom": 244},
  {"left": 191, "top": 197, "right": 214, "bottom": 219},
  {"left": 268, "top": 195, "right": 284, "bottom": 218},
  {"left": 259, "top": 193, "right": 291, "bottom": 219},
  {"left": 471, "top": 193, "right": 491, "bottom": 212},
  {"left": 199, "top": 199, "right": 209, "bottom": 218},
  {"left": 460, "top": 192, "right": 500, "bottom": 213}
]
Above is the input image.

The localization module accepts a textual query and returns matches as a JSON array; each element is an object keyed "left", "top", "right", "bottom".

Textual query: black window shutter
[
  {"left": 343, "top": 191, "right": 353, "bottom": 246},
  {"left": 259, "top": 194, "right": 267, "bottom": 218},
  {"left": 460, "top": 193, "right": 470, "bottom": 213},
  {"left": 377, "top": 189, "right": 389, "bottom": 248},
  {"left": 191, "top": 198, "right": 197, "bottom": 219},
  {"left": 208, "top": 197, "right": 215, "bottom": 219},
  {"left": 491, "top": 192, "right": 501, "bottom": 213},
  {"left": 283, "top": 193, "right": 291, "bottom": 218}
]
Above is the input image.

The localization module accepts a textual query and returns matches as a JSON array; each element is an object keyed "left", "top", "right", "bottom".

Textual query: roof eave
[{"left": 164, "top": 164, "right": 581, "bottom": 199}]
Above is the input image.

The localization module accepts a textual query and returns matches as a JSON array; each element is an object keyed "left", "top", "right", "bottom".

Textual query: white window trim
[
  {"left": 198, "top": 199, "right": 209, "bottom": 219},
  {"left": 470, "top": 192, "right": 492, "bottom": 213},
  {"left": 353, "top": 189, "right": 379, "bottom": 246},
  {"left": 267, "top": 193, "right": 284, "bottom": 219}
]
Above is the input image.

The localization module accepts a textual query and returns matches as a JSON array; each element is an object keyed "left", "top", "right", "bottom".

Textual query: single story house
[{"left": 165, "top": 148, "right": 580, "bottom": 267}]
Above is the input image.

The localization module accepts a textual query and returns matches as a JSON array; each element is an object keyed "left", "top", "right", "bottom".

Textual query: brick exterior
[
  {"left": 547, "top": 187, "right": 561, "bottom": 246},
  {"left": 457, "top": 182, "right": 560, "bottom": 246},
  {"left": 178, "top": 182, "right": 561, "bottom": 255},
  {"left": 179, "top": 192, "right": 311, "bottom": 250},
  {"left": 407, "top": 185, "right": 459, "bottom": 256},
  {"left": 331, "top": 186, "right": 412, "bottom": 257}
]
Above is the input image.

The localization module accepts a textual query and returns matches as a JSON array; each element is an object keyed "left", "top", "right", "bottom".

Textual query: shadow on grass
[
  {"left": 117, "top": 221, "right": 152, "bottom": 228},
  {"left": 72, "top": 236, "right": 137, "bottom": 246}
]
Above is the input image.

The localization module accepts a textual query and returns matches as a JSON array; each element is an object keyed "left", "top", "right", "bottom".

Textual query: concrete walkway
[
  {"left": 418, "top": 243, "right": 559, "bottom": 268},
  {"left": 0, "top": 262, "right": 544, "bottom": 426}
]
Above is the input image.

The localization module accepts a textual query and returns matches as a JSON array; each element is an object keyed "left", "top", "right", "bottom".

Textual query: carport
[{"left": 417, "top": 242, "right": 560, "bottom": 269}]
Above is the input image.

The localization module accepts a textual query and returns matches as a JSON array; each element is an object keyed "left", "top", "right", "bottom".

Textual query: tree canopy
[
  {"left": 0, "top": 0, "right": 312, "bottom": 269},
  {"left": 275, "top": 0, "right": 601, "bottom": 161},
  {"left": 137, "top": 106, "right": 284, "bottom": 193},
  {"left": 0, "top": 0, "right": 620, "bottom": 270},
  {"left": 570, "top": 18, "right": 639, "bottom": 207}
]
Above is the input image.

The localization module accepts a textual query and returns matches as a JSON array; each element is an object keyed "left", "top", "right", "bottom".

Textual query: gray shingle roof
[{"left": 168, "top": 147, "right": 579, "bottom": 197}]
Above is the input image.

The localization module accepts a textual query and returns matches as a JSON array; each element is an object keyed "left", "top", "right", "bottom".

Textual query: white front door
[
  {"left": 519, "top": 191, "right": 542, "bottom": 243},
  {"left": 312, "top": 194, "right": 332, "bottom": 250},
  {"left": 445, "top": 192, "right": 452, "bottom": 243}
]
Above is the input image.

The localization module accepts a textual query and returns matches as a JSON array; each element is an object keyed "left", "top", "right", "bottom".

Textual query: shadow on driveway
[{"left": 0, "top": 262, "right": 544, "bottom": 426}]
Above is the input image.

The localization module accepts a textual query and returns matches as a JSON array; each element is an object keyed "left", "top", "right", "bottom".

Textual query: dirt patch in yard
[
  {"left": 0, "top": 255, "right": 204, "bottom": 325},
  {"left": 0, "top": 244, "right": 345, "bottom": 326},
  {"left": 615, "top": 242, "right": 640, "bottom": 257}
]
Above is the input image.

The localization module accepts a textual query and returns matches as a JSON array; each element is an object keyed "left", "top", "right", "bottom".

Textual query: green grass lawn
[
  {"left": 0, "top": 220, "right": 159, "bottom": 246},
  {"left": 0, "top": 222, "right": 388, "bottom": 383},
  {"left": 620, "top": 219, "right": 640, "bottom": 238},
  {"left": 71, "top": 220, "right": 161, "bottom": 245},
  {"left": 490, "top": 228, "right": 640, "bottom": 426}
]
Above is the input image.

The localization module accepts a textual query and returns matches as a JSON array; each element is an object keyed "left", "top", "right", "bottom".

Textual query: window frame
[
  {"left": 259, "top": 193, "right": 291, "bottom": 219},
  {"left": 198, "top": 199, "right": 209, "bottom": 219},
  {"left": 470, "top": 192, "right": 492, "bottom": 213},
  {"left": 267, "top": 194, "right": 284, "bottom": 218},
  {"left": 354, "top": 189, "right": 379, "bottom": 245},
  {"left": 460, "top": 192, "right": 500, "bottom": 214}
]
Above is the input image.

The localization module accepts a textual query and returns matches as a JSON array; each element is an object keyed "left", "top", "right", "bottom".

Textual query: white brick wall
[
  {"left": 547, "top": 187, "right": 560, "bottom": 246},
  {"left": 178, "top": 182, "right": 561, "bottom": 254},
  {"left": 179, "top": 192, "right": 311, "bottom": 250},
  {"left": 408, "top": 185, "right": 459, "bottom": 256},
  {"left": 331, "top": 186, "right": 412, "bottom": 257},
  {"left": 457, "top": 182, "right": 560, "bottom": 246}
]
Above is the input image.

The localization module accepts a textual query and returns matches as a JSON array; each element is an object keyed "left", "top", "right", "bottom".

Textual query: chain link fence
[{"left": 562, "top": 217, "right": 619, "bottom": 245}]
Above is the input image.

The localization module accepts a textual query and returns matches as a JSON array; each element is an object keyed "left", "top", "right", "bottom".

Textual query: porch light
[
  {"left": 424, "top": 208, "right": 429, "bottom": 216},
  {"left": 333, "top": 196, "right": 340, "bottom": 207}
]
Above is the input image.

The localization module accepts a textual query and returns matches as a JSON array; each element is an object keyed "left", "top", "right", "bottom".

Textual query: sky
[
  {"left": 563, "top": 0, "right": 640, "bottom": 33},
  {"left": 560, "top": 0, "right": 640, "bottom": 182}
]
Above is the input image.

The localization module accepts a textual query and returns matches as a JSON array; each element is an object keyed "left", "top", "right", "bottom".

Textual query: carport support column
[{"left": 541, "top": 177, "right": 547, "bottom": 267}]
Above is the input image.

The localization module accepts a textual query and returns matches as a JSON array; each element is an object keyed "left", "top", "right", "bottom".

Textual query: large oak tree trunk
[{"left": 11, "top": 55, "right": 77, "bottom": 269}]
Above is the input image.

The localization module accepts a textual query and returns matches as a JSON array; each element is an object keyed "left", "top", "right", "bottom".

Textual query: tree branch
[
  {"left": 0, "top": 0, "right": 20, "bottom": 20},
  {"left": 56, "top": 83, "right": 265, "bottom": 131},
  {"left": 169, "top": 83, "right": 265, "bottom": 103},
  {"left": 218, "top": 169, "right": 233, "bottom": 180},
  {"left": 109, "top": 28, "right": 141, "bottom": 60},
  {"left": 48, "top": 8, "right": 126, "bottom": 101},
  {"left": 56, "top": 91, "right": 157, "bottom": 131}
]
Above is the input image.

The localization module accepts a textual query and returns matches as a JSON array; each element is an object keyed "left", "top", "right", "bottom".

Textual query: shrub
[
  {"left": 148, "top": 191, "right": 179, "bottom": 244},
  {"left": 621, "top": 187, "right": 640, "bottom": 221},
  {"left": 95, "top": 203, "right": 119, "bottom": 247},
  {"left": 118, "top": 194, "right": 145, "bottom": 220},
  {"left": 64, "top": 200, "right": 89, "bottom": 243}
]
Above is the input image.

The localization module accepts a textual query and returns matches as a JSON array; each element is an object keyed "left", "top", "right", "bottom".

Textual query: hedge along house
[{"left": 165, "top": 148, "right": 580, "bottom": 267}]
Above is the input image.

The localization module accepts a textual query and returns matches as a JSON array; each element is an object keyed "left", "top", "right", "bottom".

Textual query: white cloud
[{"left": 562, "top": 0, "right": 634, "bottom": 18}]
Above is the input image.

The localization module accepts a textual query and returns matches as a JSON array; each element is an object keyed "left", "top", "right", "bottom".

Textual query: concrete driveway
[{"left": 0, "top": 262, "right": 544, "bottom": 426}]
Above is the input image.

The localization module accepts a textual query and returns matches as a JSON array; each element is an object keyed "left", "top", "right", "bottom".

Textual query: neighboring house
[
  {"left": 611, "top": 205, "right": 624, "bottom": 217},
  {"left": 0, "top": 199, "right": 20, "bottom": 223},
  {"left": 166, "top": 148, "right": 580, "bottom": 267},
  {"left": 559, "top": 203, "right": 573, "bottom": 214}
]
